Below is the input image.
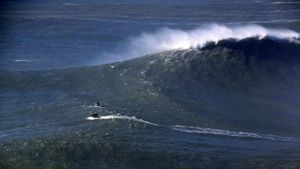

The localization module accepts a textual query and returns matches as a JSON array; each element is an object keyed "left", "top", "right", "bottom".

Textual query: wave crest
[
  {"left": 116, "top": 24, "right": 299, "bottom": 60},
  {"left": 130, "top": 24, "right": 300, "bottom": 56}
]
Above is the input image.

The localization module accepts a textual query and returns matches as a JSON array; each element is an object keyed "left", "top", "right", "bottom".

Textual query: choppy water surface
[{"left": 1, "top": 0, "right": 300, "bottom": 168}]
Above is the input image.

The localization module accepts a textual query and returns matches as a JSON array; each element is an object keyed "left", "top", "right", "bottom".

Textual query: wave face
[
  {"left": 1, "top": 25, "right": 300, "bottom": 169},
  {"left": 141, "top": 36, "right": 300, "bottom": 94},
  {"left": 110, "top": 24, "right": 299, "bottom": 62},
  {"left": 197, "top": 36, "right": 300, "bottom": 75}
]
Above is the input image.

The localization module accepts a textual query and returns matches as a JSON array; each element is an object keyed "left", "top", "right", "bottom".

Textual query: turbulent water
[{"left": 1, "top": 0, "right": 300, "bottom": 169}]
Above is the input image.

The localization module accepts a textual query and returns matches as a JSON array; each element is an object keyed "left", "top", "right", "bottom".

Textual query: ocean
[{"left": 1, "top": 0, "right": 300, "bottom": 168}]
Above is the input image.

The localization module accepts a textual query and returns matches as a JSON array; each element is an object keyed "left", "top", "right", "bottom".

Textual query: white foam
[
  {"left": 130, "top": 24, "right": 298, "bottom": 50},
  {"left": 86, "top": 114, "right": 296, "bottom": 141},
  {"left": 102, "top": 24, "right": 299, "bottom": 62},
  {"left": 14, "top": 59, "right": 32, "bottom": 63},
  {"left": 170, "top": 125, "right": 296, "bottom": 141},
  {"left": 86, "top": 114, "right": 159, "bottom": 126},
  {"left": 63, "top": 3, "right": 79, "bottom": 6}
]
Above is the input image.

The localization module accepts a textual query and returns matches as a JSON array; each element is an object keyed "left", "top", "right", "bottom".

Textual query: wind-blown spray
[{"left": 97, "top": 24, "right": 299, "bottom": 63}]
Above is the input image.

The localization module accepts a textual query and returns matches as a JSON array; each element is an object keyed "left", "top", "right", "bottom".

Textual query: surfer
[
  {"left": 90, "top": 112, "right": 99, "bottom": 118},
  {"left": 95, "top": 101, "right": 105, "bottom": 109},
  {"left": 96, "top": 101, "right": 101, "bottom": 107}
]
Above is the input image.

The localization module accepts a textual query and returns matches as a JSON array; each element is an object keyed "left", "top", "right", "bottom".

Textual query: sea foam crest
[
  {"left": 121, "top": 24, "right": 299, "bottom": 59},
  {"left": 96, "top": 24, "right": 299, "bottom": 64}
]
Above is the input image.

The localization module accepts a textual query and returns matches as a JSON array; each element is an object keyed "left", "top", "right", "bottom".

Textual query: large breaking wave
[{"left": 103, "top": 24, "right": 299, "bottom": 62}]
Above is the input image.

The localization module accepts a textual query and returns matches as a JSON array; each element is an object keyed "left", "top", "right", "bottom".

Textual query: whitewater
[{"left": 104, "top": 24, "right": 300, "bottom": 63}]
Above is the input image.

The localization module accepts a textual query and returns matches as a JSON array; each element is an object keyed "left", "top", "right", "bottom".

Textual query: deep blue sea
[{"left": 1, "top": 0, "right": 300, "bottom": 168}]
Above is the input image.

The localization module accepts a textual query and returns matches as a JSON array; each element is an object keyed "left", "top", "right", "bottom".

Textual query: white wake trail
[
  {"left": 86, "top": 115, "right": 159, "bottom": 126},
  {"left": 87, "top": 114, "right": 296, "bottom": 142},
  {"left": 170, "top": 125, "right": 296, "bottom": 142}
]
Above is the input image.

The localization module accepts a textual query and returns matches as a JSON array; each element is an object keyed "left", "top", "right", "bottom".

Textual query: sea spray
[{"left": 99, "top": 24, "right": 299, "bottom": 63}]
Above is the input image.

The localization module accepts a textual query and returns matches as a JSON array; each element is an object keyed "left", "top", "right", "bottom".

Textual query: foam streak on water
[
  {"left": 170, "top": 125, "right": 296, "bottom": 142},
  {"left": 14, "top": 59, "right": 33, "bottom": 63},
  {"left": 86, "top": 115, "right": 159, "bottom": 126},
  {"left": 87, "top": 115, "right": 296, "bottom": 142}
]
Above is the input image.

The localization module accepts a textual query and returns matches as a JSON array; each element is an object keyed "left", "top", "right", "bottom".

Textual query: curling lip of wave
[
  {"left": 87, "top": 115, "right": 296, "bottom": 141},
  {"left": 114, "top": 24, "right": 299, "bottom": 62},
  {"left": 94, "top": 24, "right": 299, "bottom": 64}
]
